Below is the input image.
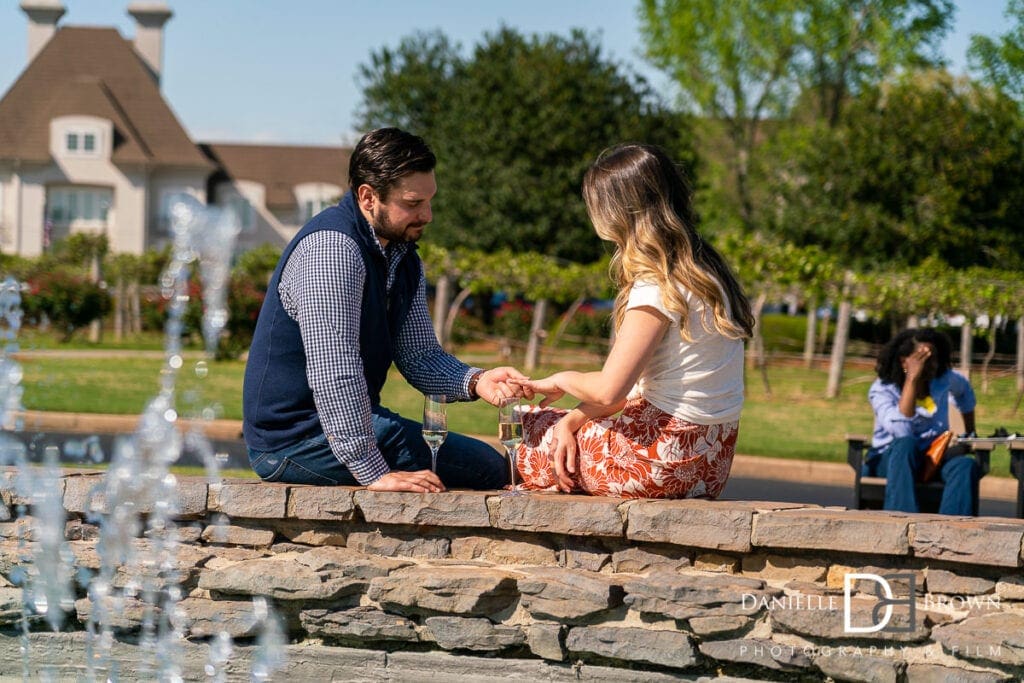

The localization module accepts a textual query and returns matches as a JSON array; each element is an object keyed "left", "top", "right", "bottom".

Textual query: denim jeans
[
  {"left": 248, "top": 404, "right": 509, "bottom": 490},
  {"left": 867, "top": 436, "right": 980, "bottom": 515}
]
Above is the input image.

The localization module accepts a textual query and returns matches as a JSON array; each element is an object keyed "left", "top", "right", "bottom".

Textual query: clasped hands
[{"left": 369, "top": 366, "right": 536, "bottom": 494}]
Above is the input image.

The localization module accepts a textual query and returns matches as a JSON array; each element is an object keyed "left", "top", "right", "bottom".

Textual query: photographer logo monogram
[{"left": 843, "top": 573, "right": 916, "bottom": 633}]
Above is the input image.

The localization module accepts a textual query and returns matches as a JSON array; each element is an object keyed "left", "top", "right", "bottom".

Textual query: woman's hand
[
  {"left": 904, "top": 343, "right": 931, "bottom": 380},
  {"left": 511, "top": 373, "right": 568, "bottom": 407},
  {"left": 904, "top": 342, "right": 938, "bottom": 396},
  {"left": 549, "top": 413, "right": 583, "bottom": 492}
]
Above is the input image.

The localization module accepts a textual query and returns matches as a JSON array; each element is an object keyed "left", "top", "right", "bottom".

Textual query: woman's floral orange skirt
[{"left": 516, "top": 397, "right": 738, "bottom": 499}]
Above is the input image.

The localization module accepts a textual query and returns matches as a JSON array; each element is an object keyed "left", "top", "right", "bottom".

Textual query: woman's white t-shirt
[{"left": 626, "top": 280, "right": 744, "bottom": 424}]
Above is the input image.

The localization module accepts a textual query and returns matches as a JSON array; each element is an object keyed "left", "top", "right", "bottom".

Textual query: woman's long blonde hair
[{"left": 582, "top": 144, "right": 753, "bottom": 341}]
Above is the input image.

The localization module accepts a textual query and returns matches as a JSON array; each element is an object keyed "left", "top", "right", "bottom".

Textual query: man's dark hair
[
  {"left": 348, "top": 127, "right": 436, "bottom": 200},
  {"left": 875, "top": 327, "right": 953, "bottom": 387}
]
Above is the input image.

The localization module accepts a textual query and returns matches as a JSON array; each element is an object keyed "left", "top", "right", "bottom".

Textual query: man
[
  {"left": 243, "top": 127, "right": 523, "bottom": 492},
  {"left": 865, "top": 327, "right": 980, "bottom": 515}
]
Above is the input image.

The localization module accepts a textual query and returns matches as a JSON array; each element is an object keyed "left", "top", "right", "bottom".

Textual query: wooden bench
[{"left": 846, "top": 434, "right": 991, "bottom": 515}]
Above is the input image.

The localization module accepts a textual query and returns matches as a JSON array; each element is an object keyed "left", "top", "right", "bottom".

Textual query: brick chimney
[
  {"left": 20, "top": 0, "right": 65, "bottom": 64},
  {"left": 127, "top": 2, "right": 173, "bottom": 85}
]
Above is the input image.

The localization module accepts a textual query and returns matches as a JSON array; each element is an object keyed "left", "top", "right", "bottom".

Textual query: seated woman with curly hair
[{"left": 865, "top": 327, "right": 980, "bottom": 515}]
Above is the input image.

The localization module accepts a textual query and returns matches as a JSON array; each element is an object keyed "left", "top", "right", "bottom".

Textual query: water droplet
[{"left": 252, "top": 596, "right": 268, "bottom": 620}]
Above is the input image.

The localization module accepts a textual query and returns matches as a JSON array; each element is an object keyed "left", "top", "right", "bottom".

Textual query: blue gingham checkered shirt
[{"left": 279, "top": 229, "right": 480, "bottom": 484}]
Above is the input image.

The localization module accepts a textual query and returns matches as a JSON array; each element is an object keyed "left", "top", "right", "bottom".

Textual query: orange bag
[{"left": 920, "top": 431, "right": 954, "bottom": 482}]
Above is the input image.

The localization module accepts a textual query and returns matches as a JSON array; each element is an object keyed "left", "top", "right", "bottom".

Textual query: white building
[{"left": 0, "top": 1, "right": 347, "bottom": 258}]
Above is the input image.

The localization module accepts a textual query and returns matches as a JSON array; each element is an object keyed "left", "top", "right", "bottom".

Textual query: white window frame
[
  {"left": 295, "top": 182, "right": 341, "bottom": 224},
  {"left": 63, "top": 128, "right": 103, "bottom": 158},
  {"left": 301, "top": 197, "right": 333, "bottom": 222},
  {"left": 45, "top": 186, "right": 113, "bottom": 247}
]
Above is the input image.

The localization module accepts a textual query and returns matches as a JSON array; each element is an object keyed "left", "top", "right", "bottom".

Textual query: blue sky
[{"left": 0, "top": 0, "right": 1011, "bottom": 146}]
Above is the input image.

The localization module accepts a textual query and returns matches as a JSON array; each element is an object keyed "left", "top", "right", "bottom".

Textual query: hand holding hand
[
  {"left": 367, "top": 470, "right": 445, "bottom": 493},
  {"left": 511, "top": 373, "right": 566, "bottom": 408},
  {"left": 477, "top": 366, "right": 529, "bottom": 406}
]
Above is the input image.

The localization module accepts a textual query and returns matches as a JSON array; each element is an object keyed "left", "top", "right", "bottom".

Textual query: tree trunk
[
  {"left": 524, "top": 299, "right": 549, "bottom": 372},
  {"left": 817, "top": 307, "right": 831, "bottom": 354},
  {"left": 130, "top": 281, "right": 142, "bottom": 334},
  {"left": 432, "top": 274, "right": 452, "bottom": 345},
  {"left": 113, "top": 278, "right": 125, "bottom": 342},
  {"left": 442, "top": 287, "right": 474, "bottom": 352},
  {"left": 981, "top": 321, "right": 996, "bottom": 394},
  {"left": 960, "top": 321, "right": 973, "bottom": 380},
  {"left": 548, "top": 296, "right": 585, "bottom": 349},
  {"left": 803, "top": 300, "right": 817, "bottom": 369},
  {"left": 826, "top": 298, "right": 852, "bottom": 399},
  {"left": 1017, "top": 317, "right": 1024, "bottom": 394},
  {"left": 88, "top": 253, "right": 102, "bottom": 343},
  {"left": 749, "top": 292, "right": 771, "bottom": 396}
]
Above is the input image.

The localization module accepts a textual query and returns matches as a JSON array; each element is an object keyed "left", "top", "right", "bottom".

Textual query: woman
[
  {"left": 865, "top": 327, "right": 980, "bottom": 515},
  {"left": 513, "top": 144, "right": 753, "bottom": 498}
]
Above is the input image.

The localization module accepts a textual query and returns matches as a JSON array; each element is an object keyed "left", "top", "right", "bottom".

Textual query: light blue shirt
[{"left": 869, "top": 370, "right": 976, "bottom": 452}]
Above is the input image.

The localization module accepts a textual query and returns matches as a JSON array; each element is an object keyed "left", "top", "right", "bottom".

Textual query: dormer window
[
  {"left": 295, "top": 182, "right": 341, "bottom": 224},
  {"left": 64, "top": 129, "right": 101, "bottom": 157},
  {"left": 301, "top": 198, "right": 332, "bottom": 222},
  {"left": 51, "top": 117, "right": 111, "bottom": 160}
]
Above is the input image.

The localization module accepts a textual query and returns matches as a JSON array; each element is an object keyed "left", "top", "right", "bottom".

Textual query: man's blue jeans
[
  {"left": 867, "top": 436, "right": 980, "bottom": 515},
  {"left": 248, "top": 405, "right": 509, "bottom": 490}
]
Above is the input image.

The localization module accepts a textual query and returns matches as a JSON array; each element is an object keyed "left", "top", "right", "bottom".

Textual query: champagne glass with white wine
[
  {"left": 422, "top": 394, "right": 447, "bottom": 474},
  {"left": 498, "top": 398, "right": 523, "bottom": 496}
]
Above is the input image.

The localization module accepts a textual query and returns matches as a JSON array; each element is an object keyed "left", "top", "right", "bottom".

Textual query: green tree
[
  {"left": 356, "top": 30, "right": 461, "bottom": 133},
  {"left": 640, "top": 0, "right": 954, "bottom": 235},
  {"left": 968, "top": 0, "right": 1024, "bottom": 102},
  {"left": 763, "top": 72, "right": 1024, "bottom": 270},
  {"left": 640, "top": 0, "right": 801, "bottom": 232},
  {"left": 796, "top": 0, "right": 953, "bottom": 126},
  {"left": 357, "top": 27, "right": 694, "bottom": 262}
]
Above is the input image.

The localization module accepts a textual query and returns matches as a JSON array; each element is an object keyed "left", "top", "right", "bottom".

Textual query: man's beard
[{"left": 371, "top": 205, "right": 425, "bottom": 244}]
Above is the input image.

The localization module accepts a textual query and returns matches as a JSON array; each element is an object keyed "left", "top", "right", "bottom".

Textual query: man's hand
[
  {"left": 476, "top": 366, "right": 529, "bottom": 406},
  {"left": 367, "top": 470, "right": 445, "bottom": 493}
]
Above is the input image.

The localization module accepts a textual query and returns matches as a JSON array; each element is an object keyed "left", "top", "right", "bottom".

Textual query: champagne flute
[
  {"left": 498, "top": 398, "right": 523, "bottom": 496},
  {"left": 422, "top": 394, "right": 447, "bottom": 473}
]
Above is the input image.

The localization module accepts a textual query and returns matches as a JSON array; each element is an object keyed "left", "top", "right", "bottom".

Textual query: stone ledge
[
  {"left": 5, "top": 467, "right": 1024, "bottom": 681},
  {"left": 5, "top": 471, "right": 1023, "bottom": 569}
]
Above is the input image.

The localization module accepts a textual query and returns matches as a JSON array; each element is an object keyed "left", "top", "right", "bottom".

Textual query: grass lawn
[
  {"left": 15, "top": 347, "right": 1024, "bottom": 476},
  {"left": 20, "top": 354, "right": 246, "bottom": 419}
]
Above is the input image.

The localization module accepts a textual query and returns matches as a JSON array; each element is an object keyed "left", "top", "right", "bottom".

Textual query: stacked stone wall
[{"left": 2, "top": 469, "right": 1024, "bottom": 681}]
